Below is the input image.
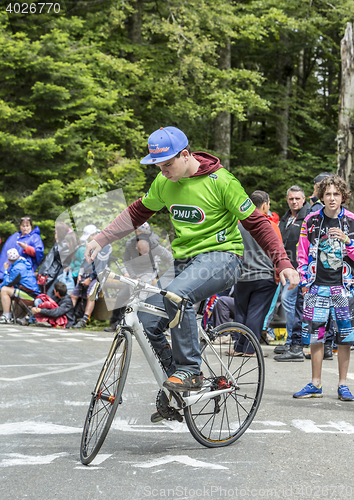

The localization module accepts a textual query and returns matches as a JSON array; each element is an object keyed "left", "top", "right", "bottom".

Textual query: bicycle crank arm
[{"left": 182, "top": 386, "right": 241, "bottom": 408}]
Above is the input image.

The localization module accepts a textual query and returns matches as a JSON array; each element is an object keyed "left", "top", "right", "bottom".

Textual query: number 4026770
[{"left": 6, "top": 3, "right": 61, "bottom": 14}]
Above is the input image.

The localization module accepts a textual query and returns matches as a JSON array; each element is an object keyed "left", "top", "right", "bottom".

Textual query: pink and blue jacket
[{"left": 297, "top": 207, "right": 354, "bottom": 290}]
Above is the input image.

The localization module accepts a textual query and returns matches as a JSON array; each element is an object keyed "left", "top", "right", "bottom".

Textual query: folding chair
[{"left": 10, "top": 285, "right": 39, "bottom": 323}]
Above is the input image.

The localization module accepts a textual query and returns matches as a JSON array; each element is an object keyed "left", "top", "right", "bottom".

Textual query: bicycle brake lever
[{"left": 169, "top": 297, "right": 188, "bottom": 329}]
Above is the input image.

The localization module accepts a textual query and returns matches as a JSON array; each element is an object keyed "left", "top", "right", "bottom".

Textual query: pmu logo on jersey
[
  {"left": 170, "top": 205, "right": 205, "bottom": 223},
  {"left": 239, "top": 198, "right": 252, "bottom": 213}
]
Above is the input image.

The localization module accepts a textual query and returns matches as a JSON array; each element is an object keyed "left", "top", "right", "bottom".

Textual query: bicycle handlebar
[{"left": 98, "top": 270, "right": 185, "bottom": 328}]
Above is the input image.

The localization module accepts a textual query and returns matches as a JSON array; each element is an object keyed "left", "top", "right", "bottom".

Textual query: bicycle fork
[{"left": 92, "top": 329, "right": 126, "bottom": 405}]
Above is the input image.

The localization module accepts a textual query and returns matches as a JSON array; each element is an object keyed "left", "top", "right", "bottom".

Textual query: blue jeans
[
  {"left": 138, "top": 252, "right": 242, "bottom": 374},
  {"left": 281, "top": 280, "right": 298, "bottom": 344},
  {"left": 29, "top": 298, "right": 43, "bottom": 324}
]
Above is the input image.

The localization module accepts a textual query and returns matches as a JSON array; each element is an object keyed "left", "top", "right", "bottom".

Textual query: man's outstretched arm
[{"left": 85, "top": 198, "right": 156, "bottom": 262}]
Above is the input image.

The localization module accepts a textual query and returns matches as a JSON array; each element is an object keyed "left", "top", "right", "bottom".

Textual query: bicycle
[{"left": 80, "top": 269, "right": 265, "bottom": 465}]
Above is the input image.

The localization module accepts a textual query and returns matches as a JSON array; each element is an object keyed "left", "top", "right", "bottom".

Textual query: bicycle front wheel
[
  {"left": 184, "top": 322, "right": 264, "bottom": 448},
  {"left": 80, "top": 328, "right": 132, "bottom": 464}
]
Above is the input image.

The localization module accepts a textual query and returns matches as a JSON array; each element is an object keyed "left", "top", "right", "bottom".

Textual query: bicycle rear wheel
[
  {"left": 184, "top": 322, "right": 264, "bottom": 448},
  {"left": 80, "top": 328, "right": 132, "bottom": 464}
]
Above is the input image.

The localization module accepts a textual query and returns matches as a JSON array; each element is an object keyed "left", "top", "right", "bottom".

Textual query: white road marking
[
  {"left": 0, "top": 452, "right": 67, "bottom": 467},
  {"left": 0, "top": 422, "right": 80, "bottom": 435},
  {"left": 89, "top": 454, "right": 112, "bottom": 466},
  {"left": 292, "top": 419, "right": 354, "bottom": 433},
  {"left": 0, "top": 363, "right": 90, "bottom": 367},
  {"left": 133, "top": 455, "right": 228, "bottom": 470},
  {"left": 0, "top": 357, "right": 105, "bottom": 381},
  {"left": 44, "top": 338, "right": 82, "bottom": 343}
]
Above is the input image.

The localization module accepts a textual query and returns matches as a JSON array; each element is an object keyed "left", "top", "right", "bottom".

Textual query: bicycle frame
[{"left": 116, "top": 289, "right": 240, "bottom": 410}]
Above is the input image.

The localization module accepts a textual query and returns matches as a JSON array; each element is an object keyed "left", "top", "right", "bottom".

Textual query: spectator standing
[
  {"left": 276, "top": 186, "right": 310, "bottom": 352},
  {"left": 0, "top": 216, "right": 44, "bottom": 280},
  {"left": 227, "top": 190, "right": 281, "bottom": 356},
  {"left": 294, "top": 175, "right": 354, "bottom": 400},
  {"left": 275, "top": 173, "right": 335, "bottom": 362}
]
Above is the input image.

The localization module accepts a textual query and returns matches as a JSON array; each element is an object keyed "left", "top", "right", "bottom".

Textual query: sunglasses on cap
[{"left": 21, "top": 217, "right": 31, "bottom": 221}]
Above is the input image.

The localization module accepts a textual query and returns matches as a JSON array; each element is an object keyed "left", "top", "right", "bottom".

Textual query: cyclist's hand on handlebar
[
  {"left": 279, "top": 268, "right": 300, "bottom": 290},
  {"left": 85, "top": 239, "right": 102, "bottom": 262}
]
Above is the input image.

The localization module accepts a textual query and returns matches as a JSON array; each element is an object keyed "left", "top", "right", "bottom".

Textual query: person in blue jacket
[
  {"left": 0, "top": 216, "right": 44, "bottom": 280},
  {"left": 0, "top": 248, "right": 40, "bottom": 323}
]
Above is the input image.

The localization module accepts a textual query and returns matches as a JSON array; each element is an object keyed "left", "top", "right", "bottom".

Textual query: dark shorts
[
  {"left": 71, "top": 274, "right": 97, "bottom": 299},
  {"left": 302, "top": 285, "right": 354, "bottom": 345}
]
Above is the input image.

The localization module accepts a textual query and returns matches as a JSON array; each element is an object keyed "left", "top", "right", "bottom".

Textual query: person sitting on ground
[
  {"left": 71, "top": 225, "right": 112, "bottom": 329},
  {"left": 21, "top": 281, "right": 76, "bottom": 328},
  {"left": 0, "top": 216, "right": 44, "bottom": 281},
  {"left": 63, "top": 231, "right": 83, "bottom": 284},
  {"left": 0, "top": 248, "right": 40, "bottom": 324},
  {"left": 293, "top": 175, "right": 354, "bottom": 400}
]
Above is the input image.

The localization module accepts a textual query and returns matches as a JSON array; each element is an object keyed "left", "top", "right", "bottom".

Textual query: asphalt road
[{"left": 1, "top": 323, "right": 354, "bottom": 500}]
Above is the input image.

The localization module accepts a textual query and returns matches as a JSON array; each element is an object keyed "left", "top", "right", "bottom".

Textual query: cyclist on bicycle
[{"left": 85, "top": 126, "right": 299, "bottom": 393}]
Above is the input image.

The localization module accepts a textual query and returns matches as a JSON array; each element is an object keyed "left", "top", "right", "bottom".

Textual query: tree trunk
[
  {"left": 214, "top": 40, "right": 231, "bottom": 170},
  {"left": 125, "top": 0, "right": 143, "bottom": 157},
  {"left": 275, "top": 34, "right": 293, "bottom": 159},
  {"left": 337, "top": 23, "right": 354, "bottom": 211}
]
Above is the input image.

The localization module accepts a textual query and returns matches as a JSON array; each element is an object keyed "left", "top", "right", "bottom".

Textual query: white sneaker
[
  {"left": 212, "top": 334, "right": 233, "bottom": 345},
  {"left": 0, "top": 315, "right": 14, "bottom": 324}
]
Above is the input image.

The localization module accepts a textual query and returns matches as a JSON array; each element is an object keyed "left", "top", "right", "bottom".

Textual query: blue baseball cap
[{"left": 140, "top": 126, "right": 189, "bottom": 164}]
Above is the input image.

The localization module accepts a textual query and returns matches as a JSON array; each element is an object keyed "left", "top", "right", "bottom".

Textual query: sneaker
[
  {"left": 293, "top": 383, "right": 323, "bottom": 399},
  {"left": 338, "top": 385, "right": 354, "bottom": 401},
  {"left": 0, "top": 315, "right": 13, "bottom": 324},
  {"left": 163, "top": 370, "right": 203, "bottom": 392},
  {"left": 274, "top": 344, "right": 289, "bottom": 355},
  {"left": 104, "top": 323, "right": 117, "bottom": 332},
  {"left": 17, "top": 317, "right": 29, "bottom": 326},
  {"left": 274, "top": 344, "right": 304, "bottom": 362},
  {"left": 72, "top": 318, "right": 87, "bottom": 329},
  {"left": 34, "top": 321, "right": 52, "bottom": 328},
  {"left": 212, "top": 334, "right": 233, "bottom": 345}
]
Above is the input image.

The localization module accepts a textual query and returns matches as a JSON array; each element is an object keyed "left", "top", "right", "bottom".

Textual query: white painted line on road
[
  {"left": 247, "top": 429, "right": 291, "bottom": 433},
  {"left": 0, "top": 357, "right": 105, "bottom": 382},
  {"left": 89, "top": 454, "right": 112, "bottom": 466},
  {"left": 64, "top": 401, "right": 88, "bottom": 406},
  {"left": 252, "top": 420, "right": 287, "bottom": 426},
  {"left": 0, "top": 422, "right": 80, "bottom": 435},
  {"left": 292, "top": 419, "right": 354, "bottom": 433},
  {"left": 0, "top": 452, "right": 68, "bottom": 467},
  {"left": 0, "top": 363, "right": 90, "bottom": 367},
  {"left": 133, "top": 455, "right": 228, "bottom": 470},
  {"left": 44, "top": 338, "right": 82, "bottom": 342},
  {"left": 24, "top": 339, "right": 40, "bottom": 344}
]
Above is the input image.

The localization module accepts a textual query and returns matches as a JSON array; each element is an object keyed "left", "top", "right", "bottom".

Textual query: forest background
[{"left": 1, "top": 0, "right": 354, "bottom": 251}]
